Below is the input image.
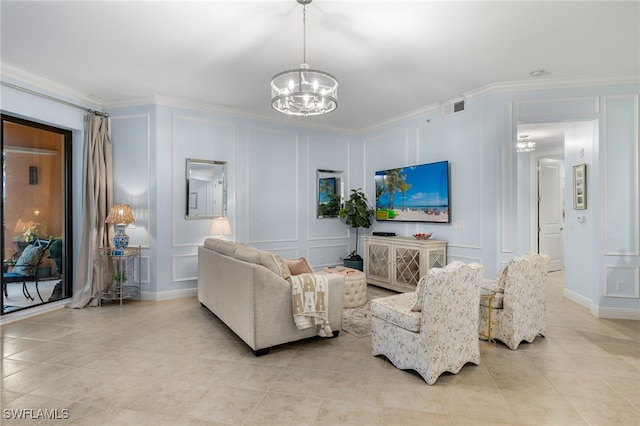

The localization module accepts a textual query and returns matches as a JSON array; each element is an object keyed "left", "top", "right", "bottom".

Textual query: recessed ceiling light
[{"left": 530, "top": 69, "right": 545, "bottom": 78}]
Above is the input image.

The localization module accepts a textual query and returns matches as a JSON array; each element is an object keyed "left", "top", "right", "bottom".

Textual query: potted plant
[
  {"left": 338, "top": 188, "right": 375, "bottom": 271},
  {"left": 112, "top": 270, "right": 128, "bottom": 284}
]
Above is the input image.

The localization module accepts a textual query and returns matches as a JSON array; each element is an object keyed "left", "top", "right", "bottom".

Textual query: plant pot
[{"left": 343, "top": 259, "right": 363, "bottom": 271}]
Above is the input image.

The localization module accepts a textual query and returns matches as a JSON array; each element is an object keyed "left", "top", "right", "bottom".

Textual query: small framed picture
[
  {"left": 573, "top": 163, "right": 586, "bottom": 210},
  {"left": 189, "top": 192, "right": 198, "bottom": 209}
]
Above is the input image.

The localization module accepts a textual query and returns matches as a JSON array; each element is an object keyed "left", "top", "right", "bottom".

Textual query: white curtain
[{"left": 67, "top": 114, "right": 113, "bottom": 308}]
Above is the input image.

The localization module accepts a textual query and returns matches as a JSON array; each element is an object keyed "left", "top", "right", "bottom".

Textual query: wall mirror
[
  {"left": 186, "top": 159, "right": 227, "bottom": 219},
  {"left": 317, "top": 169, "right": 343, "bottom": 218}
]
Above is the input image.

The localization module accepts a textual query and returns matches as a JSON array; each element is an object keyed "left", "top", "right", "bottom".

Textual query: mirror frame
[
  {"left": 186, "top": 158, "right": 227, "bottom": 220},
  {"left": 316, "top": 169, "right": 344, "bottom": 218}
]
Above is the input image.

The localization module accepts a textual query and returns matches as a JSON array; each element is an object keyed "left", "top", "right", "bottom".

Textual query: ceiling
[{"left": 1, "top": 1, "right": 638, "bottom": 135}]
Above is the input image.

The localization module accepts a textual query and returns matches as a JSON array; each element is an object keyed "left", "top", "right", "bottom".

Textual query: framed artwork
[
  {"left": 573, "top": 163, "right": 586, "bottom": 210},
  {"left": 189, "top": 192, "right": 198, "bottom": 209}
]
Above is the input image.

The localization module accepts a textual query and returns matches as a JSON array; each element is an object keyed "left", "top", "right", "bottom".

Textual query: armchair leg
[
  {"left": 22, "top": 282, "right": 34, "bottom": 300},
  {"left": 35, "top": 281, "right": 44, "bottom": 303}
]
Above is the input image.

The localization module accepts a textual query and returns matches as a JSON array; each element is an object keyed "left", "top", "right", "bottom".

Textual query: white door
[{"left": 538, "top": 159, "right": 564, "bottom": 271}]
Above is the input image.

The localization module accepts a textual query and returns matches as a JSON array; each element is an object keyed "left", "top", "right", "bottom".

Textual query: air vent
[{"left": 442, "top": 99, "right": 466, "bottom": 116}]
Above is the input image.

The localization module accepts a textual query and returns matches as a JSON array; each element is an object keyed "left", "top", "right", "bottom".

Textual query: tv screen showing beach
[{"left": 375, "top": 161, "right": 450, "bottom": 223}]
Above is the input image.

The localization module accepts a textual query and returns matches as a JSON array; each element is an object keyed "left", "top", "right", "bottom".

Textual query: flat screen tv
[{"left": 375, "top": 160, "right": 450, "bottom": 223}]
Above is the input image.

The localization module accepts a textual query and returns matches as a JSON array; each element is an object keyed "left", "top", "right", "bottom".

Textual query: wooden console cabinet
[{"left": 363, "top": 236, "right": 447, "bottom": 292}]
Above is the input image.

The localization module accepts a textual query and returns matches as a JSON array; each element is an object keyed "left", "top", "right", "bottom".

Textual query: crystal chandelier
[
  {"left": 271, "top": 0, "right": 338, "bottom": 116},
  {"left": 517, "top": 134, "right": 536, "bottom": 153}
]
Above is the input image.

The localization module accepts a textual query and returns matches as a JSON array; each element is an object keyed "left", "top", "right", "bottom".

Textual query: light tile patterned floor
[{"left": 1, "top": 271, "right": 639, "bottom": 425}]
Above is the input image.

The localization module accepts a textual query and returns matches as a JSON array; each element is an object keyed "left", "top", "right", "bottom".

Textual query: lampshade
[
  {"left": 105, "top": 203, "right": 135, "bottom": 225},
  {"left": 270, "top": 0, "right": 338, "bottom": 116},
  {"left": 210, "top": 217, "right": 232, "bottom": 237}
]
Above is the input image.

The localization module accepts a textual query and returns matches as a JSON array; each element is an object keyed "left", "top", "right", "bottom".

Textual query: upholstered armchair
[
  {"left": 479, "top": 252, "right": 550, "bottom": 350},
  {"left": 371, "top": 261, "right": 484, "bottom": 385}
]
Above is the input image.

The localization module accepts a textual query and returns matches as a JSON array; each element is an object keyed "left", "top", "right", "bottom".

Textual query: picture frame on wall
[
  {"left": 573, "top": 163, "right": 586, "bottom": 210},
  {"left": 190, "top": 192, "right": 198, "bottom": 209}
]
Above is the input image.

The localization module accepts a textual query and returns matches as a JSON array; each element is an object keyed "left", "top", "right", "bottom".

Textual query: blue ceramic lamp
[{"left": 105, "top": 203, "right": 135, "bottom": 251}]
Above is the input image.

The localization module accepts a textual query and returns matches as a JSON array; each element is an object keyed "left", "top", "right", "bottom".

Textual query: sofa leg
[
  {"left": 252, "top": 348, "right": 270, "bottom": 357},
  {"left": 331, "top": 330, "right": 340, "bottom": 338}
]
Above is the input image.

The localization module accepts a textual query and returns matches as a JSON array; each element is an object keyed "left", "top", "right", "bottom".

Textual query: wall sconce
[{"left": 29, "top": 166, "right": 38, "bottom": 185}]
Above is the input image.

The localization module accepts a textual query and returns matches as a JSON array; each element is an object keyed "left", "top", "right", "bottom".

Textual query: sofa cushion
[
  {"left": 494, "top": 265, "right": 508, "bottom": 293},
  {"left": 260, "top": 252, "right": 291, "bottom": 280},
  {"left": 203, "top": 238, "right": 219, "bottom": 251},
  {"left": 234, "top": 245, "right": 261, "bottom": 264},
  {"left": 286, "top": 257, "right": 314, "bottom": 275},
  {"left": 372, "top": 292, "right": 421, "bottom": 332},
  {"left": 215, "top": 240, "right": 237, "bottom": 256}
]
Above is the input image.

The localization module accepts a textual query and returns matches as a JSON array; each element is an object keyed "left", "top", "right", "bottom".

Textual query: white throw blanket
[{"left": 290, "top": 273, "right": 333, "bottom": 337}]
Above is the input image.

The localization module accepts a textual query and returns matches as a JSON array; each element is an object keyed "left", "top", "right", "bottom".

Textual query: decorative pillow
[
  {"left": 260, "top": 252, "right": 291, "bottom": 280},
  {"left": 12, "top": 245, "right": 46, "bottom": 276},
  {"left": 285, "top": 257, "right": 314, "bottom": 275}
]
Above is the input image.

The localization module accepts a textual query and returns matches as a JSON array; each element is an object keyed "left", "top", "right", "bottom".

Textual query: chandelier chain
[{"left": 302, "top": 3, "right": 307, "bottom": 64}]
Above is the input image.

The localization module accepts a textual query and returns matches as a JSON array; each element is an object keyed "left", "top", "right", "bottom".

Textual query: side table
[
  {"left": 97, "top": 246, "right": 141, "bottom": 307},
  {"left": 323, "top": 267, "right": 367, "bottom": 308},
  {"left": 479, "top": 287, "right": 496, "bottom": 345}
]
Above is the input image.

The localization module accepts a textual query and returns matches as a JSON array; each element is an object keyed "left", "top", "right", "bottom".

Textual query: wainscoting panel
[
  {"left": 604, "top": 265, "right": 640, "bottom": 298},
  {"left": 172, "top": 253, "right": 198, "bottom": 282},
  {"left": 308, "top": 244, "right": 351, "bottom": 269}
]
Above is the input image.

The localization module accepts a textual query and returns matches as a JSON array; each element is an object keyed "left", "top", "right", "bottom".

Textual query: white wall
[{"left": 3, "top": 74, "right": 638, "bottom": 319}]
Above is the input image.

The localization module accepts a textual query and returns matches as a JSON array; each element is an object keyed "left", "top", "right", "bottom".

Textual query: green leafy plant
[
  {"left": 112, "top": 270, "right": 128, "bottom": 283},
  {"left": 339, "top": 188, "right": 375, "bottom": 261}
]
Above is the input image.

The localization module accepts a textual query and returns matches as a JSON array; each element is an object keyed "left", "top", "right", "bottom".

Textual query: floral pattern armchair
[
  {"left": 371, "top": 261, "right": 484, "bottom": 385},
  {"left": 479, "top": 252, "right": 550, "bottom": 350}
]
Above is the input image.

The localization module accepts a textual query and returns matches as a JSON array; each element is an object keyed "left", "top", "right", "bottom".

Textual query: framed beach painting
[{"left": 573, "top": 163, "right": 586, "bottom": 210}]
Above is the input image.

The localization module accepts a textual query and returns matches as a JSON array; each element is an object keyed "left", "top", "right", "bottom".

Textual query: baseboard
[
  {"left": 563, "top": 287, "right": 592, "bottom": 310},
  {"left": 592, "top": 306, "right": 640, "bottom": 320},
  {"left": 0, "top": 299, "right": 68, "bottom": 325},
  {"left": 564, "top": 288, "right": 640, "bottom": 320},
  {"left": 140, "top": 288, "right": 197, "bottom": 301}
]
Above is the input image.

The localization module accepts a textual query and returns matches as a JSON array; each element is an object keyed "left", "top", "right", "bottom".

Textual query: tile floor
[{"left": 1, "top": 271, "right": 639, "bottom": 425}]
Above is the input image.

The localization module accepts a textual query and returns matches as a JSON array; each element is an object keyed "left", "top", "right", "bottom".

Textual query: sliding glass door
[{"left": 1, "top": 114, "right": 72, "bottom": 314}]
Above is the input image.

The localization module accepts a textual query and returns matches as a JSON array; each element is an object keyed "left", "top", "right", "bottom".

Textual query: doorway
[
  {"left": 1, "top": 114, "right": 73, "bottom": 314},
  {"left": 517, "top": 122, "right": 568, "bottom": 272}
]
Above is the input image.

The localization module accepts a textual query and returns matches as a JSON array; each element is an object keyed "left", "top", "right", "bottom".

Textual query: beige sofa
[{"left": 198, "top": 238, "right": 345, "bottom": 355}]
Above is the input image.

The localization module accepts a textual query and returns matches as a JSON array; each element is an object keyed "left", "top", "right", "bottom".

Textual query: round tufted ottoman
[{"left": 323, "top": 267, "right": 367, "bottom": 308}]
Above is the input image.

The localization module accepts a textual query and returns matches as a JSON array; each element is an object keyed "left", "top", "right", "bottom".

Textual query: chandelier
[
  {"left": 517, "top": 134, "right": 536, "bottom": 153},
  {"left": 270, "top": 0, "right": 338, "bottom": 116}
]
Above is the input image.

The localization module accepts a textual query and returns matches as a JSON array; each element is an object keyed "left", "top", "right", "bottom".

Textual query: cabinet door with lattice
[
  {"left": 429, "top": 249, "right": 446, "bottom": 269},
  {"left": 394, "top": 246, "right": 421, "bottom": 289},
  {"left": 367, "top": 242, "right": 390, "bottom": 282}
]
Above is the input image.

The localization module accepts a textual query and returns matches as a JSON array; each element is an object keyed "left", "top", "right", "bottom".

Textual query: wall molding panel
[
  {"left": 501, "top": 102, "right": 515, "bottom": 253},
  {"left": 247, "top": 126, "right": 299, "bottom": 244},
  {"left": 110, "top": 113, "right": 151, "bottom": 248},
  {"left": 604, "top": 94, "right": 639, "bottom": 256}
]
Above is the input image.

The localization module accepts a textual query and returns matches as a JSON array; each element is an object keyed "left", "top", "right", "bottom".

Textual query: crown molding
[
  {"left": 3, "top": 61, "right": 637, "bottom": 135},
  {"left": 464, "top": 73, "right": 639, "bottom": 101},
  {"left": 1, "top": 62, "right": 102, "bottom": 109},
  {"left": 104, "top": 95, "right": 357, "bottom": 135}
]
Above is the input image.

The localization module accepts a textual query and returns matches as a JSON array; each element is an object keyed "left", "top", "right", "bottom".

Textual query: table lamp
[
  {"left": 210, "top": 217, "right": 232, "bottom": 239},
  {"left": 105, "top": 203, "right": 135, "bottom": 251}
]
